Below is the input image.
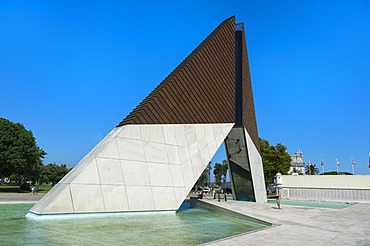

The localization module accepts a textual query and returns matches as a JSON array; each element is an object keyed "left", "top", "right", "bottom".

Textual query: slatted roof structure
[
  {"left": 238, "top": 22, "right": 259, "bottom": 152},
  {"left": 117, "top": 16, "right": 260, "bottom": 151}
]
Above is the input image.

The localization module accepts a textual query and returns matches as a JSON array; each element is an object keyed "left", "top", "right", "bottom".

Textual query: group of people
[{"left": 31, "top": 185, "right": 39, "bottom": 195}]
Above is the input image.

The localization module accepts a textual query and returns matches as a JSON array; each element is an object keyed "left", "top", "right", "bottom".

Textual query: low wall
[{"left": 280, "top": 175, "right": 370, "bottom": 203}]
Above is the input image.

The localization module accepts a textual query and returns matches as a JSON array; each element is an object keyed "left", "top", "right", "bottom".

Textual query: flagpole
[
  {"left": 321, "top": 159, "right": 324, "bottom": 175},
  {"left": 352, "top": 158, "right": 354, "bottom": 175},
  {"left": 336, "top": 159, "right": 339, "bottom": 175}
]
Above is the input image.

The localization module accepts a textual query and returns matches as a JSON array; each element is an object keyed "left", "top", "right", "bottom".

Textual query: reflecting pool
[
  {"left": 267, "top": 199, "right": 352, "bottom": 209},
  {"left": 1, "top": 203, "right": 268, "bottom": 245}
]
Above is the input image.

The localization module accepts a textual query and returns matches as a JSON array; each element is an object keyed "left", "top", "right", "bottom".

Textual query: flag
[
  {"left": 352, "top": 159, "right": 356, "bottom": 165},
  {"left": 337, "top": 159, "right": 340, "bottom": 166},
  {"left": 369, "top": 154, "right": 370, "bottom": 168},
  {"left": 321, "top": 160, "right": 324, "bottom": 166}
]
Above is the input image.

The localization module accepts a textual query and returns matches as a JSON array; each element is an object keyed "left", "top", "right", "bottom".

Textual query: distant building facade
[{"left": 288, "top": 150, "right": 305, "bottom": 175}]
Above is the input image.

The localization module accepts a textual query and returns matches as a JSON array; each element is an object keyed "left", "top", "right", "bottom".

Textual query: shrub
[{"left": 20, "top": 182, "right": 30, "bottom": 191}]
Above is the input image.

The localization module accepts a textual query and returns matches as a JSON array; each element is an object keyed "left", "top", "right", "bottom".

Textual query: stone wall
[{"left": 280, "top": 175, "right": 370, "bottom": 203}]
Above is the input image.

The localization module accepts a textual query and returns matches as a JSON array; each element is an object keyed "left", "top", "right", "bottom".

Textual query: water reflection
[{"left": 1, "top": 203, "right": 267, "bottom": 245}]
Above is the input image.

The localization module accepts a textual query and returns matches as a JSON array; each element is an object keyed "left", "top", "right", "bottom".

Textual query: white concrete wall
[
  {"left": 281, "top": 175, "right": 370, "bottom": 189},
  {"left": 244, "top": 128, "right": 267, "bottom": 203},
  {"left": 280, "top": 175, "right": 370, "bottom": 203},
  {"left": 30, "top": 123, "right": 234, "bottom": 215}
]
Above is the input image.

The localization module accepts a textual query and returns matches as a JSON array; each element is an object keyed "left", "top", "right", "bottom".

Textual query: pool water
[
  {"left": 267, "top": 199, "right": 352, "bottom": 209},
  {"left": 0, "top": 203, "right": 267, "bottom": 245}
]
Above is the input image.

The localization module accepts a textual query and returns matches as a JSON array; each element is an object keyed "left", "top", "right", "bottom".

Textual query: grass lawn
[{"left": 0, "top": 184, "right": 53, "bottom": 193}]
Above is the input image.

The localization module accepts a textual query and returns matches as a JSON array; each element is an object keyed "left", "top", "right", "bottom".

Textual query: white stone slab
[
  {"left": 222, "top": 124, "right": 233, "bottom": 136},
  {"left": 162, "top": 125, "right": 177, "bottom": 145},
  {"left": 195, "top": 124, "right": 206, "bottom": 139},
  {"left": 42, "top": 185, "right": 74, "bottom": 214},
  {"left": 140, "top": 125, "right": 165, "bottom": 143},
  {"left": 170, "top": 165, "right": 185, "bottom": 187},
  {"left": 151, "top": 186, "right": 177, "bottom": 210},
  {"left": 190, "top": 152, "right": 203, "bottom": 179},
  {"left": 177, "top": 146, "right": 190, "bottom": 164},
  {"left": 70, "top": 184, "right": 106, "bottom": 213},
  {"left": 173, "top": 125, "right": 187, "bottom": 147},
  {"left": 185, "top": 125, "right": 197, "bottom": 147},
  {"left": 166, "top": 145, "right": 181, "bottom": 165},
  {"left": 121, "top": 160, "right": 150, "bottom": 186},
  {"left": 213, "top": 124, "right": 223, "bottom": 138},
  {"left": 71, "top": 158, "right": 101, "bottom": 185},
  {"left": 30, "top": 123, "right": 235, "bottom": 215},
  {"left": 96, "top": 158, "right": 124, "bottom": 185},
  {"left": 174, "top": 187, "right": 187, "bottom": 207},
  {"left": 116, "top": 138, "right": 146, "bottom": 162},
  {"left": 188, "top": 141, "right": 199, "bottom": 158},
  {"left": 58, "top": 156, "right": 95, "bottom": 184},
  {"left": 147, "top": 162, "right": 173, "bottom": 187},
  {"left": 204, "top": 125, "right": 215, "bottom": 144},
  {"left": 197, "top": 135, "right": 208, "bottom": 152},
  {"left": 143, "top": 141, "right": 169, "bottom": 164},
  {"left": 125, "top": 186, "right": 155, "bottom": 211},
  {"left": 101, "top": 185, "right": 129, "bottom": 212},
  {"left": 181, "top": 159, "right": 195, "bottom": 192},
  {"left": 199, "top": 145, "right": 211, "bottom": 168},
  {"left": 244, "top": 127, "right": 267, "bottom": 203},
  {"left": 97, "top": 139, "right": 120, "bottom": 159},
  {"left": 117, "top": 125, "right": 141, "bottom": 140},
  {"left": 30, "top": 182, "right": 69, "bottom": 214},
  {"left": 207, "top": 139, "right": 217, "bottom": 158},
  {"left": 216, "top": 134, "right": 225, "bottom": 148},
  {"left": 88, "top": 127, "right": 123, "bottom": 158}
]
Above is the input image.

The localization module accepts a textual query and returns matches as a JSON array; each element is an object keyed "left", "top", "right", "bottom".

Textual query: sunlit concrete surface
[
  {"left": 0, "top": 193, "right": 44, "bottom": 204},
  {"left": 199, "top": 199, "right": 370, "bottom": 245},
  {"left": 29, "top": 123, "right": 234, "bottom": 215}
]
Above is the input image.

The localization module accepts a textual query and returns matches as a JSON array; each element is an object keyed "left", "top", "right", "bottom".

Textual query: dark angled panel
[
  {"left": 238, "top": 23, "right": 260, "bottom": 152},
  {"left": 117, "top": 16, "right": 236, "bottom": 127}
]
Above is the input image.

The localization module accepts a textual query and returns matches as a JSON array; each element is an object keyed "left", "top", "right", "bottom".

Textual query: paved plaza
[
  {"left": 200, "top": 199, "right": 370, "bottom": 245},
  {"left": 0, "top": 193, "right": 44, "bottom": 204}
]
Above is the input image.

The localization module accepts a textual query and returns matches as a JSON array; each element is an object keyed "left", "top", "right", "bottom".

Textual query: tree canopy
[
  {"left": 0, "top": 118, "right": 46, "bottom": 181},
  {"left": 40, "top": 163, "right": 71, "bottom": 185},
  {"left": 305, "top": 163, "right": 320, "bottom": 175},
  {"left": 320, "top": 171, "right": 353, "bottom": 175},
  {"left": 259, "top": 137, "right": 291, "bottom": 185},
  {"left": 213, "top": 163, "right": 223, "bottom": 186}
]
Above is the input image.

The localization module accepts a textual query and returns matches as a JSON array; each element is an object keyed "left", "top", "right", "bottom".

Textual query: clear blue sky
[{"left": 1, "top": 1, "right": 369, "bottom": 175}]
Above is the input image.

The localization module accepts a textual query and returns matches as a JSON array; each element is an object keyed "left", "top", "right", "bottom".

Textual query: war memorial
[
  {"left": 0, "top": 15, "right": 368, "bottom": 245},
  {"left": 26, "top": 16, "right": 267, "bottom": 218}
]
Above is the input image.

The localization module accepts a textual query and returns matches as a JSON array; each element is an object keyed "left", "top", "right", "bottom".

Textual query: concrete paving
[
  {"left": 200, "top": 198, "right": 370, "bottom": 246},
  {"left": 0, "top": 193, "right": 44, "bottom": 204}
]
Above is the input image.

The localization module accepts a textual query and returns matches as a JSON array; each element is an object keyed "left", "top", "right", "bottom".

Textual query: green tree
[
  {"left": 196, "top": 162, "right": 213, "bottom": 189},
  {"left": 259, "top": 137, "right": 291, "bottom": 185},
  {"left": 0, "top": 118, "right": 46, "bottom": 182},
  {"left": 305, "top": 163, "right": 320, "bottom": 175},
  {"left": 221, "top": 159, "right": 228, "bottom": 186},
  {"left": 206, "top": 162, "right": 212, "bottom": 187},
  {"left": 40, "top": 163, "right": 70, "bottom": 185},
  {"left": 320, "top": 171, "right": 353, "bottom": 175},
  {"left": 292, "top": 167, "right": 303, "bottom": 175},
  {"left": 213, "top": 163, "right": 223, "bottom": 187},
  {"left": 196, "top": 170, "right": 208, "bottom": 189}
]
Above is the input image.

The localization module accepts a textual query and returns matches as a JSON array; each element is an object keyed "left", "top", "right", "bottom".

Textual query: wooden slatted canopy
[
  {"left": 117, "top": 16, "right": 235, "bottom": 126},
  {"left": 117, "top": 16, "right": 260, "bottom": 151},
  {"left": 238, "top": 23, "right": 260, "bottom": 152}
]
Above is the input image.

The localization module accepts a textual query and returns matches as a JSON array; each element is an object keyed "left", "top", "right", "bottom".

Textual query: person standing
[{"left": 35, "top": 184, "right": 39, "bottom": 195}]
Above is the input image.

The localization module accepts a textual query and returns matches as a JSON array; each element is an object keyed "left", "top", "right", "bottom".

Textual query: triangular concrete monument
[{"left": 28, "top": 16, "right": 266, "bottom": 217}]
